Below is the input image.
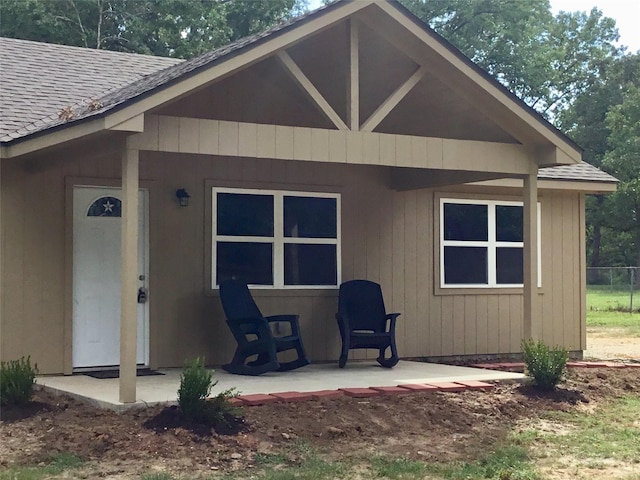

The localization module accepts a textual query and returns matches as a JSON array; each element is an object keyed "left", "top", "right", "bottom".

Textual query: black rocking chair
[
  {"left": 335, "top": 279, "right": 400, "bottom": 368},
  {"left": 219, "top": 279, "right": 309, "bottom": 375}
]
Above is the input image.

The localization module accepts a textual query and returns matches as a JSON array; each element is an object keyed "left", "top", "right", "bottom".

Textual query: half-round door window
[{"left": 87, "top": 196, "right": 122, "bottom": 217}]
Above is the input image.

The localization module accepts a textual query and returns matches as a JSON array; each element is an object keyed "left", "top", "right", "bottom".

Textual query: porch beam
[
  {"left": 276, "top": 51, "right": 349, "bottom": 131},
  {"left": 120, "top": 141, "right": 139, "bottom": 403},
  {"left": 130, "top": 116, "right": 533, "bottom": 176},
  {"left": 361, "top": 66, "right": 425, "bottom": 132},
  {"left": 107, "top": 114, "right": 145, "bottom": 132},
  {"left": 348, "top": 19, "right": 359, "bottom": 131},
  {"left": 522, "top": 170, "right": 540, "bottom": 340}
]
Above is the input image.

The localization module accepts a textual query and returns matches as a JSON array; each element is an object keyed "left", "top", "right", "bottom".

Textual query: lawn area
[
  {"left": 587, "top": 285, "right": 639, "bottom": 314},
  {"left": 587, "top": 286, "right": 640, "bottom": 337}
]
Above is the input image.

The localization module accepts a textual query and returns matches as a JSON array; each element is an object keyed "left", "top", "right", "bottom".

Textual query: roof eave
[
  {"left": 469, "top": 177, "right": 618, "bottom": 193},
  {"left": 2, "top": 116, "right": 109, "bottom": 158}
]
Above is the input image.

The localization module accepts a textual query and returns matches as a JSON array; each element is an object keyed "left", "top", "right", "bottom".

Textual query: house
[{"left": 0, "top": 0, "right": 617, "bottom": 402}]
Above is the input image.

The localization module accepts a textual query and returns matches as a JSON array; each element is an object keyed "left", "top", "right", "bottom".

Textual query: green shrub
[
  {"left": 1, "top": 356, "right": 38, "bottom": 406},
  {"left": 521, "top": 339, "right": 568, "bottom": 391},
  {"left": 178, "top": 357, "right": 214, "bottom": 422},
  {"left": 177, "top": 357, "right": 241, "bottom": 425}
]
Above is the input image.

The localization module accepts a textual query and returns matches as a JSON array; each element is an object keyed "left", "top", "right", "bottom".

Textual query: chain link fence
[{"left": 587, "top": 267, "right": 640, "bottom": 313}]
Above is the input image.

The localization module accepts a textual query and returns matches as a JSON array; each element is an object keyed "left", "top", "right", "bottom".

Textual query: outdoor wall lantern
[{"left": 176, "top": 188, "right": 191, "bottom": 207}]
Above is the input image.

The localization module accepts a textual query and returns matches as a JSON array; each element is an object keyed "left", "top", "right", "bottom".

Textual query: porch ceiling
[{"left": 155, "top": 15, "right": 519, "bottom": 146}]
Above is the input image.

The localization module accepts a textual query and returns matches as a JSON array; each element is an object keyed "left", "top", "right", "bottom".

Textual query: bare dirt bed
[{"left": 1, "top": 367, "right": 639, "bottom": 478}]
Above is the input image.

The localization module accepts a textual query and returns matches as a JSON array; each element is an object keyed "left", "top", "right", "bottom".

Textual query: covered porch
[
  {"left": 37, "top": 360, "right": 525, "bottom": 411},
  {"left": 91, "top": 3, "right": 571, "bottom": 402}
]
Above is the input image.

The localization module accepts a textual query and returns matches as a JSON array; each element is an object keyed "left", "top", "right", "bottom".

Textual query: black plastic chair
[
  {"left": 335, "top": 280, "right": 400, "bottom": 368},
  {"left": 219, "top": 279, "right": 309, "bottom": 375}
]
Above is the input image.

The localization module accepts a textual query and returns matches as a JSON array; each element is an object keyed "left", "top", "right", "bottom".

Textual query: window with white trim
[
  {"left": 440, "top": 198, "right": 541, "bottom": 288},
  {"left": 212, "top": 187, "right": 340, "bottom": 288}
]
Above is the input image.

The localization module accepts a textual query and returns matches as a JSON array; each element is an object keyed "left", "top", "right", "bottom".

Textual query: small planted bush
[
  {"left": 178, "top": 357, "right": 214, "bottom": 422},
  {"left": 177, "top": 357, "right": 241, "bottom": 428},
  {"left": 1, "top": 356, "right": 38, "bottom": 406},
  {"left": 521, "top": 339, "right": 568, "bottom": 391}
]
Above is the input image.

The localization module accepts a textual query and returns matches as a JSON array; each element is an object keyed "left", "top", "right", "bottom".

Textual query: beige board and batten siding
[
  {"left": 1, "top": 143, "right": 583, "bottom": 373},
  {"left": 130, "top": 115, "right": 532, "bottom": 174}
]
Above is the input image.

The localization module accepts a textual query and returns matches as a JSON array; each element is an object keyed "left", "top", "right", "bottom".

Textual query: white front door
[{"left": 72, "top": 186, "right": 149, "bottom": 369}]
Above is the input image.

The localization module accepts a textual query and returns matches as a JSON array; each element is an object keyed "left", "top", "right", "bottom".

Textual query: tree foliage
[
  {"left": 400, "top": 0, "right": 622, "bottom": 119},
  {"left": 559, "top": 54, "right": 640, "bottom": 268},
  {"left": 603, "top": 84, "right": 640, "bottom": 266},
  {"left": 0, "top": 0, "right": 304, "bottom": 58}
]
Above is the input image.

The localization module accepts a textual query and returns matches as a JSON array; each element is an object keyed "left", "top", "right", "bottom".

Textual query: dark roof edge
[
  {"left": 387, "top": 0, "right": 583, "bottom": 154},
  {"left": 539, "top": 177, "right": 618, "bottom": 183}
]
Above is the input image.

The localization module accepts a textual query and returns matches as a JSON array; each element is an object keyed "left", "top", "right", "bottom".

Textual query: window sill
[{"left": 435, "top": 287, "right": 545, "bottom": 296}]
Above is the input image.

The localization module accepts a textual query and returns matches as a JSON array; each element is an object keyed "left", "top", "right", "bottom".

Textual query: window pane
[
  {"left": 216, "top": 242, "right": 272, "bottom": 285},
  {"left": 496, "top": 247, "right": 523, "bottom": 284},
  {"left": 284, "top": 196, "right": 337, "bottom": 238},
  {"left": 496, "top": 205, "right": 523, "bottom": 242},
  {"left": 444, "top": 246, "right": 487, "bottom": 284},
  {"left": 284, "top": 244, "right": 337, "bottom": 286},
  {"left": 444, "top": 203, "right": 488, "bottom": 241},
  {"left": 87, "top": 196, "right": 121, "bottom": 217},
  {"left": 217, "top": 193, "right": 273, "bottom": 237}
]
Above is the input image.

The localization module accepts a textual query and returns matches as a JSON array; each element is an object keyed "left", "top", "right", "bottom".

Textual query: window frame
[
  {"left": 439, "top": 198, "right": 541, "bottom": 289},
  {"left": 212, "top": 187, "right": 341, "bottom": 289}
]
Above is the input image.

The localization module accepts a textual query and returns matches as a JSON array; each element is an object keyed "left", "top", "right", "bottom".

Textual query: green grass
[
  {"left": 0, "top": 453, "right": 84, "bottom": 480},
  {"left": 423, "top": 445, "right": 540, "bottom": 480},
  {"left": 141, "top": 474, "right": 177, "bottom": 480},
  {"left": 586, "top": 286, "right": 640, "bottom": 336},
  {"left": 587, "top": 286, "right": 640, "bottom": 313},
  {"left": 253, "top": 457, "right": 349, "bottom": 480},
  {"left": 371, "top": 456, "right": 426, "bottom": 478},
  {"left": 542, "top": 396, "right": 640, "bottom": 462},
  {"left": 587, "top": 310, "right": 640, "bottom": 335}
]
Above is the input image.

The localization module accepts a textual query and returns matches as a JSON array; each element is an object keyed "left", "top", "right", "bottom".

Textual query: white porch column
[
  {"left": 120, "top": 141, "right": 139, "bottom": 403},
  {"left": 523, "top": 171, "right": 540, "bottom": 340}
]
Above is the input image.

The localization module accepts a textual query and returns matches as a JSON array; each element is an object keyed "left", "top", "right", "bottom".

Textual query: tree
[
  {"left": 559, "top": 54, "right": 640, "bottom": 268},
  {"left": 400, "top": 0, "right": 622, "bottom": 119},
  {"left": 603, "top": 84, "right": 640, "bottom": 267},
  {"left": 0, "top": 0, "right": 304, "bottom": 58}
]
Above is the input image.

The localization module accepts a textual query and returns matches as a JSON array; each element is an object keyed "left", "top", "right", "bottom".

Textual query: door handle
[{"left": 137, "top": 287, "right": 148, "bottom": 304}]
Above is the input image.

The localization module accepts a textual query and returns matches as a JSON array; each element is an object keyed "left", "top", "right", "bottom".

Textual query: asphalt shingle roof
[
  {"left": 538, "top": 162, "right": 617, "bottom": 184},
  {"left": 0, "top": 3, "right": 324, "bottom": 144},
  {"left": 0, "top": 37, "right": 182, "bottom": 142}
]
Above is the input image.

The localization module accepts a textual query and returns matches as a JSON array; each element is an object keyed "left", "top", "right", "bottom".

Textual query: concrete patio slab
[{"left": 37, "top": 360, "right": 524, "bottom": 410}]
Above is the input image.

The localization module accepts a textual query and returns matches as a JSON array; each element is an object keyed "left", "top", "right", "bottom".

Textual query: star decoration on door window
[{"left": 87, "top": 196, "right": 122, "bottom": 217}]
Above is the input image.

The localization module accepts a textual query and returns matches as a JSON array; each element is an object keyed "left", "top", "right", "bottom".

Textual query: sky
[
  {"left": 307, "top": 0, "right": 640, "bottom": 53},
  {"left": 551, "top": 0, "right": 640, "bottom": 53}
]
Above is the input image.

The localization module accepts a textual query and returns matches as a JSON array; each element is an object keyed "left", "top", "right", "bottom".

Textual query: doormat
[{"left": 81, "top": 369, "right": 164, "bottom": 379}]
